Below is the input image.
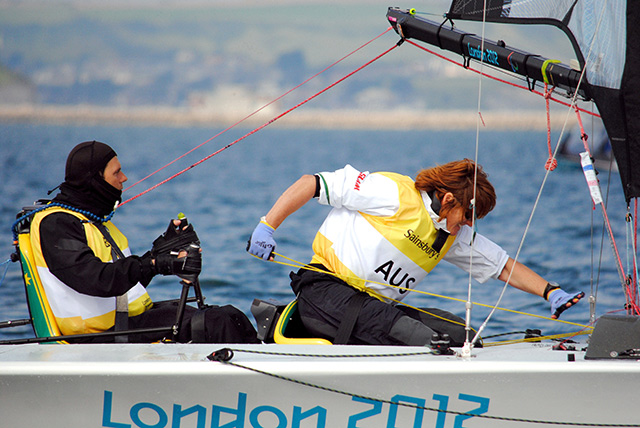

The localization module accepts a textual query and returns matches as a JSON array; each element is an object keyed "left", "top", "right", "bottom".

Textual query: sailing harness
[{"left": 93, "top": 221, "right": 129, "bottom": 342}]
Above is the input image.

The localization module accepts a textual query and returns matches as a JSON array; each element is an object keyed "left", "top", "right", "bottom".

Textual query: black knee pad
[{"left": 388, "top": 315, "right": 435, "bottom": 346}]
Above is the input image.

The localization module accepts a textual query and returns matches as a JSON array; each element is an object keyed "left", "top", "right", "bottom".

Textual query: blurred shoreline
[{"left": 0, "top": 104, "right": 576, "bottom": 130}]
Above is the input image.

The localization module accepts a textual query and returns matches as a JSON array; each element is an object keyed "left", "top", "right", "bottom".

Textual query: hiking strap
[
  {"left": 333, "top": 292, "right": 368, "bottom": 344},
  {"left": 190, "top": 309, "right": 207, "bottom": 343},
  {"left": 94, "top": 222, "right": 129, "bottom": 343}
]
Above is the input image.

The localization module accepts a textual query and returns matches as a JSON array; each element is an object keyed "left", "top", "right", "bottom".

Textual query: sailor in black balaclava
[
  {"left": 53, "top": 140, "right": 123, "bottom": 218},
  {"left": 31, "top": 141, "right": 259, "bottom": 343}
]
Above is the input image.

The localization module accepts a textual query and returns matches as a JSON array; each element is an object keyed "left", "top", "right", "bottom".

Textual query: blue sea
[{"left": 0, "top": 122, "right": 630, "bottom": 341}]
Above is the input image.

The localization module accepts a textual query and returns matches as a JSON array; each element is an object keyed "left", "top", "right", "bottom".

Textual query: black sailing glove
[
  {"left": 138, "top": 251, "right": 157, "bottom": 286},
  {"left": 150, "top": 216, "right": 202, "bottom": 282},
  {"left": 151, "top": 217, "right": 200, "bottom": 257},
  {"left": 154, "top": 244, "right": 202, "bottom": 281}
]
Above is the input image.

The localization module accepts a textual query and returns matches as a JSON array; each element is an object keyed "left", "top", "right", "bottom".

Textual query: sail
[{"left": 446, "top": 0, "right": 640, "bottom": 202}]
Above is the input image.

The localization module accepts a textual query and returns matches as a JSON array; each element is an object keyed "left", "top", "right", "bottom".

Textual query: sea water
[{"left": 0, "top": 122, "right": 629, "bottom": 340}]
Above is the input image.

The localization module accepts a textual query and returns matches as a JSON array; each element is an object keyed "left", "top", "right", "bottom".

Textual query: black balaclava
[{"left": 53, "top": 141, "right": 122, "bottom": 218}]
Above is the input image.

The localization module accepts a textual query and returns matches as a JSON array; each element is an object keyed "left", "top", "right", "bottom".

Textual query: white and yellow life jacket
[
  {"left": 311, "top": 169, "right": 456, "bottom": 302},
  {"left": 29, "top": 206, "right": 152, "bottom": 335}
]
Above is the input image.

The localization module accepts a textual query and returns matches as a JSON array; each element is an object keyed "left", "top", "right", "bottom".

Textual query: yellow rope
[
  {"left": 269, "top": 253, "right": 468, "bottom": 327},
  {"left": 484, "top": 331, "right": 590, "bottom": 347},
  {"left": 265, "top": 252, "right": 593, "bottom": 333}
]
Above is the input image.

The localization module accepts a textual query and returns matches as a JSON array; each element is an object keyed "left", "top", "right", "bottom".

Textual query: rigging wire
[
  {"left": 462, "top": 0, "right": 488, "bottom": 352},
  {"left": 573, "top": 104, "right": 636, "bottom": 313},
  {"left": 121, "top": 42, "right": 399, "bottom": 206},
  {"left": 470, "top": 78, "right": 578, "bottom": 343},
  {"left": 563, "top": 0, "right": 638, "bottom": 315},
  {"left": 405, "top": 32, "right": 623, "bottom": 324},
  {"left": 435, "top": 0, "right": 640, "bottom": 341},
  {"left": 120, "top": 27, "right": 394, "bottom": 203},
  {"left": 588, "top": 105, "right": 601, "bottom": 323},
  {"left": 404, "top": 39, "right": 600, "bottom": 119},
  {"left": 440, "top": 3, "right": 600, "bottom": 344}
]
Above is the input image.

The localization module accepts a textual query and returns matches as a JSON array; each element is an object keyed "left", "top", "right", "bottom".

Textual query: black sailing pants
[{"left": 291, "top": 266, "right": 469, "bottom": 346}]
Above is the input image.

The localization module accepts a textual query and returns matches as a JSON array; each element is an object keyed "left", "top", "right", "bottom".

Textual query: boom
[{"left": 386, "top": 8, "right": 590, "bottom": 100}]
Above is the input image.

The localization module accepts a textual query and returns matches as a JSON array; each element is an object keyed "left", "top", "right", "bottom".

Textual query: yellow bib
[{"left": 30, "top": 206, "right": 152, "bottom": 335}]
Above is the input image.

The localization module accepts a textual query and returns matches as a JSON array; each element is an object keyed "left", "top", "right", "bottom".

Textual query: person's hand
[
  {"left": 151, "top": 217, "right": 200, "bottom": 257},
  {"left": 549, "top": 289, "right": 585, "bottom": 319},
  {"left": 155, "top": 244, "right": 202, "bottom": 280},
  {"left": 247, "top": 218, "right": 276, "bottom": 260}
]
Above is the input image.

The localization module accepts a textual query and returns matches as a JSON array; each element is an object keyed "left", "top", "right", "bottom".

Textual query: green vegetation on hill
[
  {"left": 0, "top": 1, "right": 578, "bottom": 110},
  {"left": 1, "top": 3, "right": 396, "bottom": 67}
]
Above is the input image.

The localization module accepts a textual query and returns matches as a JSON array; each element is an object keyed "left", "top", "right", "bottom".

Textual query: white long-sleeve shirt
[{"left": 310, "top": 165, "right": 508, "bottom": 302}]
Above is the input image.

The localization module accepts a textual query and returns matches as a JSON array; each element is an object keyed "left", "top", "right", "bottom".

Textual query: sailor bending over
[{"left": 247, "top": 160, "right": 583, "bottom": 346}]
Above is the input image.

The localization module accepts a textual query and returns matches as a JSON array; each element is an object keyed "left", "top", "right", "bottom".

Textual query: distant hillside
[
  {"left": 0, "top": 0, "right": 580, "bottom": 115},
  {"left": 0, "top": 64, "right": 37, "bottom": 104}
]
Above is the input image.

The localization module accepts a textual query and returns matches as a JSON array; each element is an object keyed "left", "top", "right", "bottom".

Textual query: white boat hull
[{"left": 1, "top": 342, "right": 639, "bottom": 427}]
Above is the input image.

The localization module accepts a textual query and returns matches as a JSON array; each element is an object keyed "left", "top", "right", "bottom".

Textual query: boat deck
[{"left": 2, "top": 342, "right": 639, "bottom": 427}]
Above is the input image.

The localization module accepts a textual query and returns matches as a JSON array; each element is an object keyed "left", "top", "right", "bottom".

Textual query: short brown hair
[{"left": 414, "top": 159, "right": 496, "bottom": 219}]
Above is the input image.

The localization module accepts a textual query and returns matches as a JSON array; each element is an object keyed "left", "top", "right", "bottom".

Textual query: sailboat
[
  {"left": 2, "top": 2, "right": 640, "bottom": 427},
  {"left": 558, "top": 118, "right": 618, "bottom": 172}
]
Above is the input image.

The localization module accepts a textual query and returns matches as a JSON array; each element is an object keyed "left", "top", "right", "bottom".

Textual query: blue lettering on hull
[{"left": 102, "top": 389, "right": 491, "bottom": 427}]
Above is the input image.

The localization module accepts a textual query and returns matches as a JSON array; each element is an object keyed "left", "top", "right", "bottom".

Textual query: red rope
[
  {"left": 543, "top": 83, "right": 557, "bottom": 171},
  {"left": 120, "top": 40, "right": 399, "bottom": 206},
  {"left": 600, "top": 203, "right": 635, "bottom": 312},
  {"left": 572, "top": 105, "right": 639, "bottom": 314},
  {"left": 405, "top": 39, "right": 600, "bottom": 119},
  {"left": 122, "top": 27, "right": 394, "bottom": 196},
  {"left": 572, "top": 104, "right": 592, "bottom": 153},
  {"left": 408, "top": 36, "right": 639, "bottom": 315},
  {"left": 121, "top": 32, "right": 595, "bottom": 205}
]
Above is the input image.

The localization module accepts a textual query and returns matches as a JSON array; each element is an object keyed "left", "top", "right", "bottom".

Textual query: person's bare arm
[
  {"left": 497, "top": 257, "right": 547, "bottom": 297},
  {"left": 247, "top": 174, "right": 317, "bottom": 260},
  {"left": 498, "top": 257, "right": 583, "bottom": 319},
  {"left": 264, "top": 174, "right": 317, "bottom": 229}
]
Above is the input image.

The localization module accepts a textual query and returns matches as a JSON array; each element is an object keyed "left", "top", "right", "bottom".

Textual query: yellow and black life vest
[{"left": 22, "top": 206, "right": 152, "bottom": 336}]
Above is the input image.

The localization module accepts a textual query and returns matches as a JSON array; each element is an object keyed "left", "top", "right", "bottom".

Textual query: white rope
[
  {"left": 462, "top": 0, "right": 488, "bottom": 353},
  {"left": 467, "top": 0, "right": 611, "bottom": 347}
]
